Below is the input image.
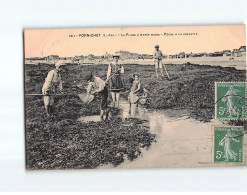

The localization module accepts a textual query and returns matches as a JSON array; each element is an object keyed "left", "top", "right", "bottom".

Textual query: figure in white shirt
[
  {"left": 153, "top": 45, "right": 164, "bottom": 78},
  {"left": 42, "top": 62, "right": 64, "bottom": 117}
]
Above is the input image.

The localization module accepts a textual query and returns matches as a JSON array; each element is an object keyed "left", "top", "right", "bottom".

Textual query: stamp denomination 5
[
  {"left": 215, "top": 82, "right": 246, "bottom": 120},
  {"left": 213, "top": 126, "right": 244, "bottom": 163}
]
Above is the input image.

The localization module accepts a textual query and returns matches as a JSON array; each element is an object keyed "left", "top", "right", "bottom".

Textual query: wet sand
[{"left": 91, "top": 100, "right": 247, "bottom": 169}]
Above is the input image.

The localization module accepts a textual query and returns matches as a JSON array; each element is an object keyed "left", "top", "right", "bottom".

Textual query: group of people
[{"left": 41, "top": 45, "right": 165, "bottom": 119}]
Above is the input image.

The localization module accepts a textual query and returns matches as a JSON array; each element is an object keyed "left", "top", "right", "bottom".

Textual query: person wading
[
  {"left": 84, "top": 72, "right": 109, "bottom": 121},
  {"left": 42, "top": 61, "right": 64, "bottom": 117},
  {"left": 153, "top": 45, "right": 164, "bottom": 78},
  {"left": 107, "top": 54, "right": 124, "bottom": 108}
]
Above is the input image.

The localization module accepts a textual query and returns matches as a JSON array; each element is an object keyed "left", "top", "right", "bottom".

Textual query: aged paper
[{"left": 24, "top": 25, "right": 247, "bottom": 169}]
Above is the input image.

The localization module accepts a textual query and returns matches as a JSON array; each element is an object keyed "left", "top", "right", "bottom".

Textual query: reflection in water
[{"left": 78, "top": 99, "right": 225, "bottom": 168}]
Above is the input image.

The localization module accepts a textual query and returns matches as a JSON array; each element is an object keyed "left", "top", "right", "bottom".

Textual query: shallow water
[{"left": 78, "top": 99, "right": 233, "bottom": 168}]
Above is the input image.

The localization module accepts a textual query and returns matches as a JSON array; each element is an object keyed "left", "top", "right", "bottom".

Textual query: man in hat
[
  {"left": 84, "top": 72, "right": 109, "bottom": 120},
  {"left": 153, "top": 45, "right": 164, "bottom": 78},
  {"left": 42, "top": 61, "right": 64, "bottom": 116}
]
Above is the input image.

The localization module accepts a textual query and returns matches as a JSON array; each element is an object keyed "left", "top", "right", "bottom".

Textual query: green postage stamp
[
  {"left": 215, "top": 82, "right": 246, "bottom": 120},
  {"left": 213, "top": 126, "right": 244, "bottom": 163}
]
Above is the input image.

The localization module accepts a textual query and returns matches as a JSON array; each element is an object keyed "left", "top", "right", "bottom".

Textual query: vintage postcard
[{"left": 24, "top": 25, "right": 247, "bottom": 169}]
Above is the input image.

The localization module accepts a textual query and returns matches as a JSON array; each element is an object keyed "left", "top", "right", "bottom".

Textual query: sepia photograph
[{"left": 24, "top": 25, "right": 247, "bottom": 170}]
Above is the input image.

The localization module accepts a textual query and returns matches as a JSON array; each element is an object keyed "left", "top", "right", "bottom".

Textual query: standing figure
[
  {"left": 219, "top": 130, "right": 240, "bottom": 161},
  {"left": 42, "top": 62, "right": 64, "bottom": 116},
  {"left": 222, "top": 85, "right": 241, "bottom": 117},
  {"left": 153, "top": 45, "right": 164, "bottom": 78},
  {"left": 128, "top": 73, "right": 142, "bottom": 116},
  {"left": 84, "top": 72, "right": 109, "bottom": 121},
  {"left": 107, "top": 55, "right": 124, "bottom": 108}
]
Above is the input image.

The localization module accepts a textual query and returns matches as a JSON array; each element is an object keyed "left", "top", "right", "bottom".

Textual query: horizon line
[{"left": 25, "top": 45, "right": 246, "bottom": 58}]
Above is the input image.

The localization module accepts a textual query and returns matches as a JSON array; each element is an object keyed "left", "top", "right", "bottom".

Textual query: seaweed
[
  {"left": 25, "top": 64, "right": 156, "bottom": 169},
  {"left": 25, "top": 63, "right": 246, "bottom": 169}
]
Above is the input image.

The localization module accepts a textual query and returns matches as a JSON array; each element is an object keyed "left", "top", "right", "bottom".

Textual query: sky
[{"left": 24, "top": 25, "right": 246, "bottom": 57}]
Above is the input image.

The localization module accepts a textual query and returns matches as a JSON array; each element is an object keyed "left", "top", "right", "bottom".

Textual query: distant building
[
  {"left": 26, "top": 57, "right": 47, "bottom": 61},
  {"left": 208, "top": 53, "right": 213, "bottom": 57},
  {"left": 25, "top": 45, "right": 246, "bottom": 65},
  {"left": 59, "top": 57, "right": 72, "bottom": 60},
  {"left": 163, "top": 54, "right": 168, "bottom": 59},
  {"left": 73, "top": 55, "right": 84, "bottom": 60},
  {"left": 95, "top": 56, "right": 102, "bottom": 59},
  {"left": 211, "top": 51, "right": 223, "bottom": 57},
  {"left": 87, "top": 54, "right": 95, "bottom": 60},
  {"left": 47, "top": 55, "right": 59, "bottom": 61},
  {"left": 115, "top": 50, "right": 139, "bottom": 60},
  {"left": 231, "top": 46, "right": 246, "bottom": 57},
  {"left": 201, "top": 52, "right": 208, "bottom": 57},
  {"left": 169, "top": 54, "right": 178, "bottom": 59},
  {"left": 141, "top": 54, "right": 153, "bottom": 59},
  {"left": 238, "top": 46, "right": 246, "bottom": 56},
  {"left": 223, "top": 50, "right": 231, "bottom": 57},
  {"left": 104, "top": 52, "right": 113, "bottom": 60},
  {"left": 192, "top": 52, "right": 208, "bottom": 57},
  {"left": 138, "top": 54, "right": 143, "bottom": 59},
  {"left": 185, "top": 53, "right": 193, "bottom": 58},
  {"left": 239, "top": 46, "right": 246, "bottom": 51},
  {"left": 232, "top": 46, "right": 246, "bottom": 57},
  {"left": 223, "top": 50, "right": 231, "bottom": 53},
  {"left": 178, "top": 52, "right": 185, "bottom": 58},
  {"left": 232, "top": 49, "right": 239, "bottom": 57}
]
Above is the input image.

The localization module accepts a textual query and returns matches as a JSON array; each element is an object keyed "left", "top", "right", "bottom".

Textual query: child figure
[{"left": 128, "top": 73, "right": 142, "bottom": 116}]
